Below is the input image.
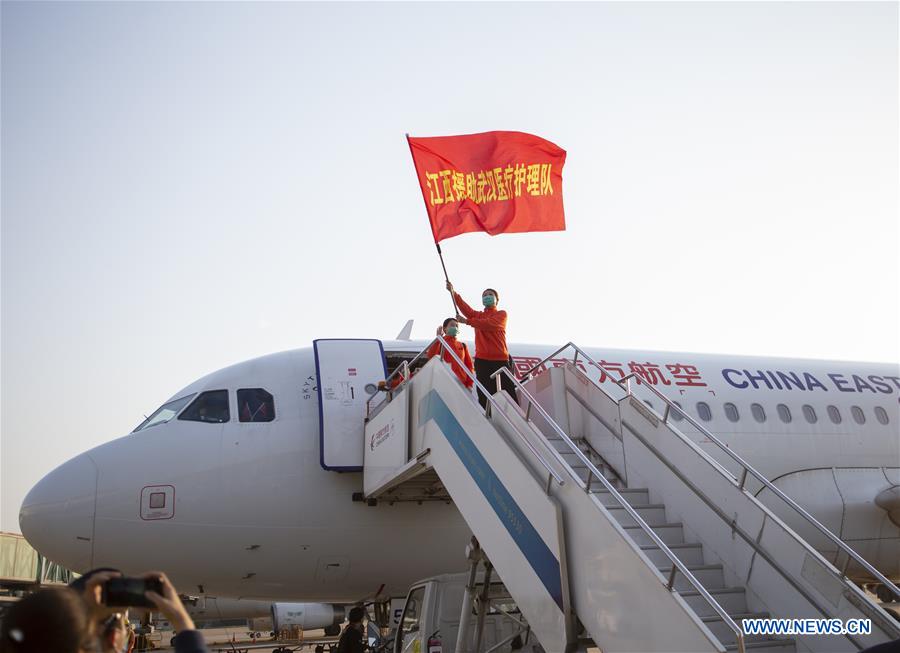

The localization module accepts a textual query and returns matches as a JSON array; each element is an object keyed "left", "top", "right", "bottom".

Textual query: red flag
[{"left": 407, "top": 131, "right": 566, "bottom": 243}]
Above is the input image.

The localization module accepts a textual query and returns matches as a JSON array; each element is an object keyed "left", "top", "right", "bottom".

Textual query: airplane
[{"left": 18, "top": 336, "right": 900, "bottom": 605}]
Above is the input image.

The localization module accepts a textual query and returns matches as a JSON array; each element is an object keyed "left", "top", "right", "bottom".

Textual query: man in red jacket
[
  {"left": 446, "top": 281, "right": 518, "bottom": 408},
  {"left": 428, "top": 317, "right": 475, "bottom": 389}
]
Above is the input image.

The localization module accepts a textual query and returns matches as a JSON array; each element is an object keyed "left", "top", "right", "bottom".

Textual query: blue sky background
[{"left": 2, "top": 1, "right": 897, "bottom": 530}]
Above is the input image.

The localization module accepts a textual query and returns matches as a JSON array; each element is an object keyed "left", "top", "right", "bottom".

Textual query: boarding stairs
[{"left": 362, "top": 339, "right": 900, "bottom": 653}]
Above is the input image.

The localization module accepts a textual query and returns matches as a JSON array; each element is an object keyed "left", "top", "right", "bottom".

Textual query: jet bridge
[{"left": 362, "top": 338, "right": 900, "bottom": 653}]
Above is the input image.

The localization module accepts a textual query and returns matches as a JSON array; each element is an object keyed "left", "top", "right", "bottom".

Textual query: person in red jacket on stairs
[
  {"left": 446, "top": 281, "right": 518, "bottom": 408},
  {"left": 427, "top": 317, "right": 475, "bottom": 389}
]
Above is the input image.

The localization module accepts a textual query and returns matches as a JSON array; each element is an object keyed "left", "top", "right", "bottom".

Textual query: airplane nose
[{"left": 19, "top": 453, "right": 98, "bottom": 572}]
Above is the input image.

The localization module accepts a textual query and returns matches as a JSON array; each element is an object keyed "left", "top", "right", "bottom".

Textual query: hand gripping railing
[
  {"left": 522, "top": 343, "right": 900, "bottom": 603},
  {"left": 366, "top": 336, "right": 566, "bottom": 490},
  {"left": 366, "top": 360, "right": 411, "bottom": 419},
  {"left": 489, "top": 365, "right": 747, "bottom": 653}
]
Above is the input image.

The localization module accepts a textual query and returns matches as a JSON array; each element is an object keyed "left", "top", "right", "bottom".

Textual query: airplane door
[{"left": 313, "top": 339, "right": 387, "bottom": 471}]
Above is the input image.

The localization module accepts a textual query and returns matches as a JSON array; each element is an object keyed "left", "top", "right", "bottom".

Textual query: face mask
[
  {"left": 446, "top": 326, "right": 459, "bottom": 337},
  {"left": 482, "top": 295, "right": 496, "bottom": 307}
]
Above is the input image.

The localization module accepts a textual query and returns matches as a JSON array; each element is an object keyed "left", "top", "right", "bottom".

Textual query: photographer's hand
[
  {"left": 83, "top": 570, "right": 121, "bottom": 619},
  {"left": 143, "top": 571, "right": 195, "bottom": 632}
]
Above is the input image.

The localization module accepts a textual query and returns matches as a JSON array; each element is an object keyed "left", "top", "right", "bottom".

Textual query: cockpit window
[
  {"left": 133, "top": 394, "right": 196, "bottom": 432},
  {"left": 178, "top": 390, "right": 230, "bottom": 423},
  {"left": 238, "top": 388, "right": 275, "bottom": 422}
]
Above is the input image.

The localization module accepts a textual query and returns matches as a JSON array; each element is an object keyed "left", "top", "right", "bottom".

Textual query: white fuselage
[{"left": 18, "top": 340, "right": 900, "bottom": 601}]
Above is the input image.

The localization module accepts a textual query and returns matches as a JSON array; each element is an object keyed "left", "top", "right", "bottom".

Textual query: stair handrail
[
  {"left": 392, "top": 336, "right": 567, "bottom": 488},
  {"left": 366, "top": 360, "right": 412, "bottom": 418},
  {"left": 523, "top": 342, "right": 900, "bottom": 602},
  {"left": 490, "top": 365, "right": 747, "bottom": 653}
]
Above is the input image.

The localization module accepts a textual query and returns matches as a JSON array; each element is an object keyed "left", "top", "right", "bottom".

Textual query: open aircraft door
[{"left": 314, "top": 339, "right": 388, "bottom": 471}]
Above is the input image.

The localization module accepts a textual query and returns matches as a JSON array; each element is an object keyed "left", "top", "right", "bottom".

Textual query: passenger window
[
  {"left": 670, "top": 401, "right": 684, "bottom": 421},
  {"left": 751, "top": 403, "right": 766, "bottom": 423},
  {"left": 399, "top": 586, "right": 425, "bottom": 650},
  {"left": 696, "top": 402, "right": 712, "bottom": 422},
  {"left": 724, "top": 403, "right": 739, "bottom": 423},
  {"left": 238, "top": 388, "right": 275, "bottom": 423},
  {"left": 851, "top": 405, "right": 866, "bottom": 425},
  {"left": 179, "top": 390, "right": 230, "bottom": 423},
  {"left": 874, "top": 406, "right": 890, "bottom": 425},
  {"left": 777, "top": 404, "right": 792, "bottom": 423},
  {"left": 133, "top": 394, "right": 196, "bottom": 432},
  {"left": 802, "top": 405, "right": 817, "bottom": 424},
  {"left": 827, "top": 405, "right": 842, "bottom": 424}
]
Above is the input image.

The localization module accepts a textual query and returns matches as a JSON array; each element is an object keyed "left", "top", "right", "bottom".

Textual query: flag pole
[
  {"left": 407, "top": 132, "right": 459, "bottom": 316},
  {"left": 436, "top": 242, "right": 459, "bottom": 315}
]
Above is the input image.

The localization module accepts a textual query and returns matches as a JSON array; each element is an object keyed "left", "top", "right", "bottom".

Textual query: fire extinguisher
[{"left": 427, "top": 628, "right": 442, "bottom": 653}]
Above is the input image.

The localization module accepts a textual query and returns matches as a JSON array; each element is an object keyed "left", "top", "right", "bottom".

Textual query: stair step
[
  {"left": 656, "top": 564, "right": 725, "bottom": 591},
  {"left": 546, "top": 437, "right": 577, "bottom": 455},
  {"left": 580, "top": 471, "right": 623, "bottom": 489},
  {"left": 575, "top": 440, "right": 625, "bottom": 480},
  {"left": 591, "top": 487, "right": 650, "bottom": 507},
  {"left": 607, "top": 504, "right": 666, "bottom": 527},
  {"left": 572, "top": 470, "right": 622, "bottom": 492},
  {"left": 622, "top": 522, "right": 684, "bottom": 546},
  {"left": 702, "top": 613, "right": 771, "bottom": 646},
  {"left": 725, "top": 639, "right": 795, "bottom": 652},
  {"left": 679, "top": 587, "right": 748, "bottom": 617},
  {"left": 565, "top": 459, "right": 595, "bottom": 474},
  {"left": 565, "top": 458, "right": 617, "bottom": 478},
  {"left": 640, "top": 542, "right": 705, "bottom": 566}
]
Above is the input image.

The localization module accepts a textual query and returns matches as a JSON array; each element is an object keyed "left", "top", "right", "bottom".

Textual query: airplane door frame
[{"left": 313, "top": 339, "right": 388, "bottom": 472}]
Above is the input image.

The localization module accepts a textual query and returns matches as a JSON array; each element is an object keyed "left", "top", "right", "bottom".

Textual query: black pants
[{"left": 474, "top": 358, "right": 518, "bottom": 409}]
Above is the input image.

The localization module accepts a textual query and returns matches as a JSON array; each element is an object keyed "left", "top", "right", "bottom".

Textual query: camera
[{"left": 101, "top": 577, "right": 164, "bottom": 608}]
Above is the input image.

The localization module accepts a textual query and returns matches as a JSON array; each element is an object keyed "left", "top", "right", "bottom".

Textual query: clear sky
[{"left": 2, "top": 1, "right": 897, "bottom": 531}]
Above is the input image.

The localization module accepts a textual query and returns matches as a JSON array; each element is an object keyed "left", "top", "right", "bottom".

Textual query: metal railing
[
  {"left": 366, "top": 359, "right": 411, "bottom": 419},
  {"left": 489, "top": 365, "right": 746, "bottom": 653},
  {"left": 368, "top": 336, "right": 566, "bottom": 489},
  {"left": 522, "top": 342, "right": 900, "bottom": 603}
]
